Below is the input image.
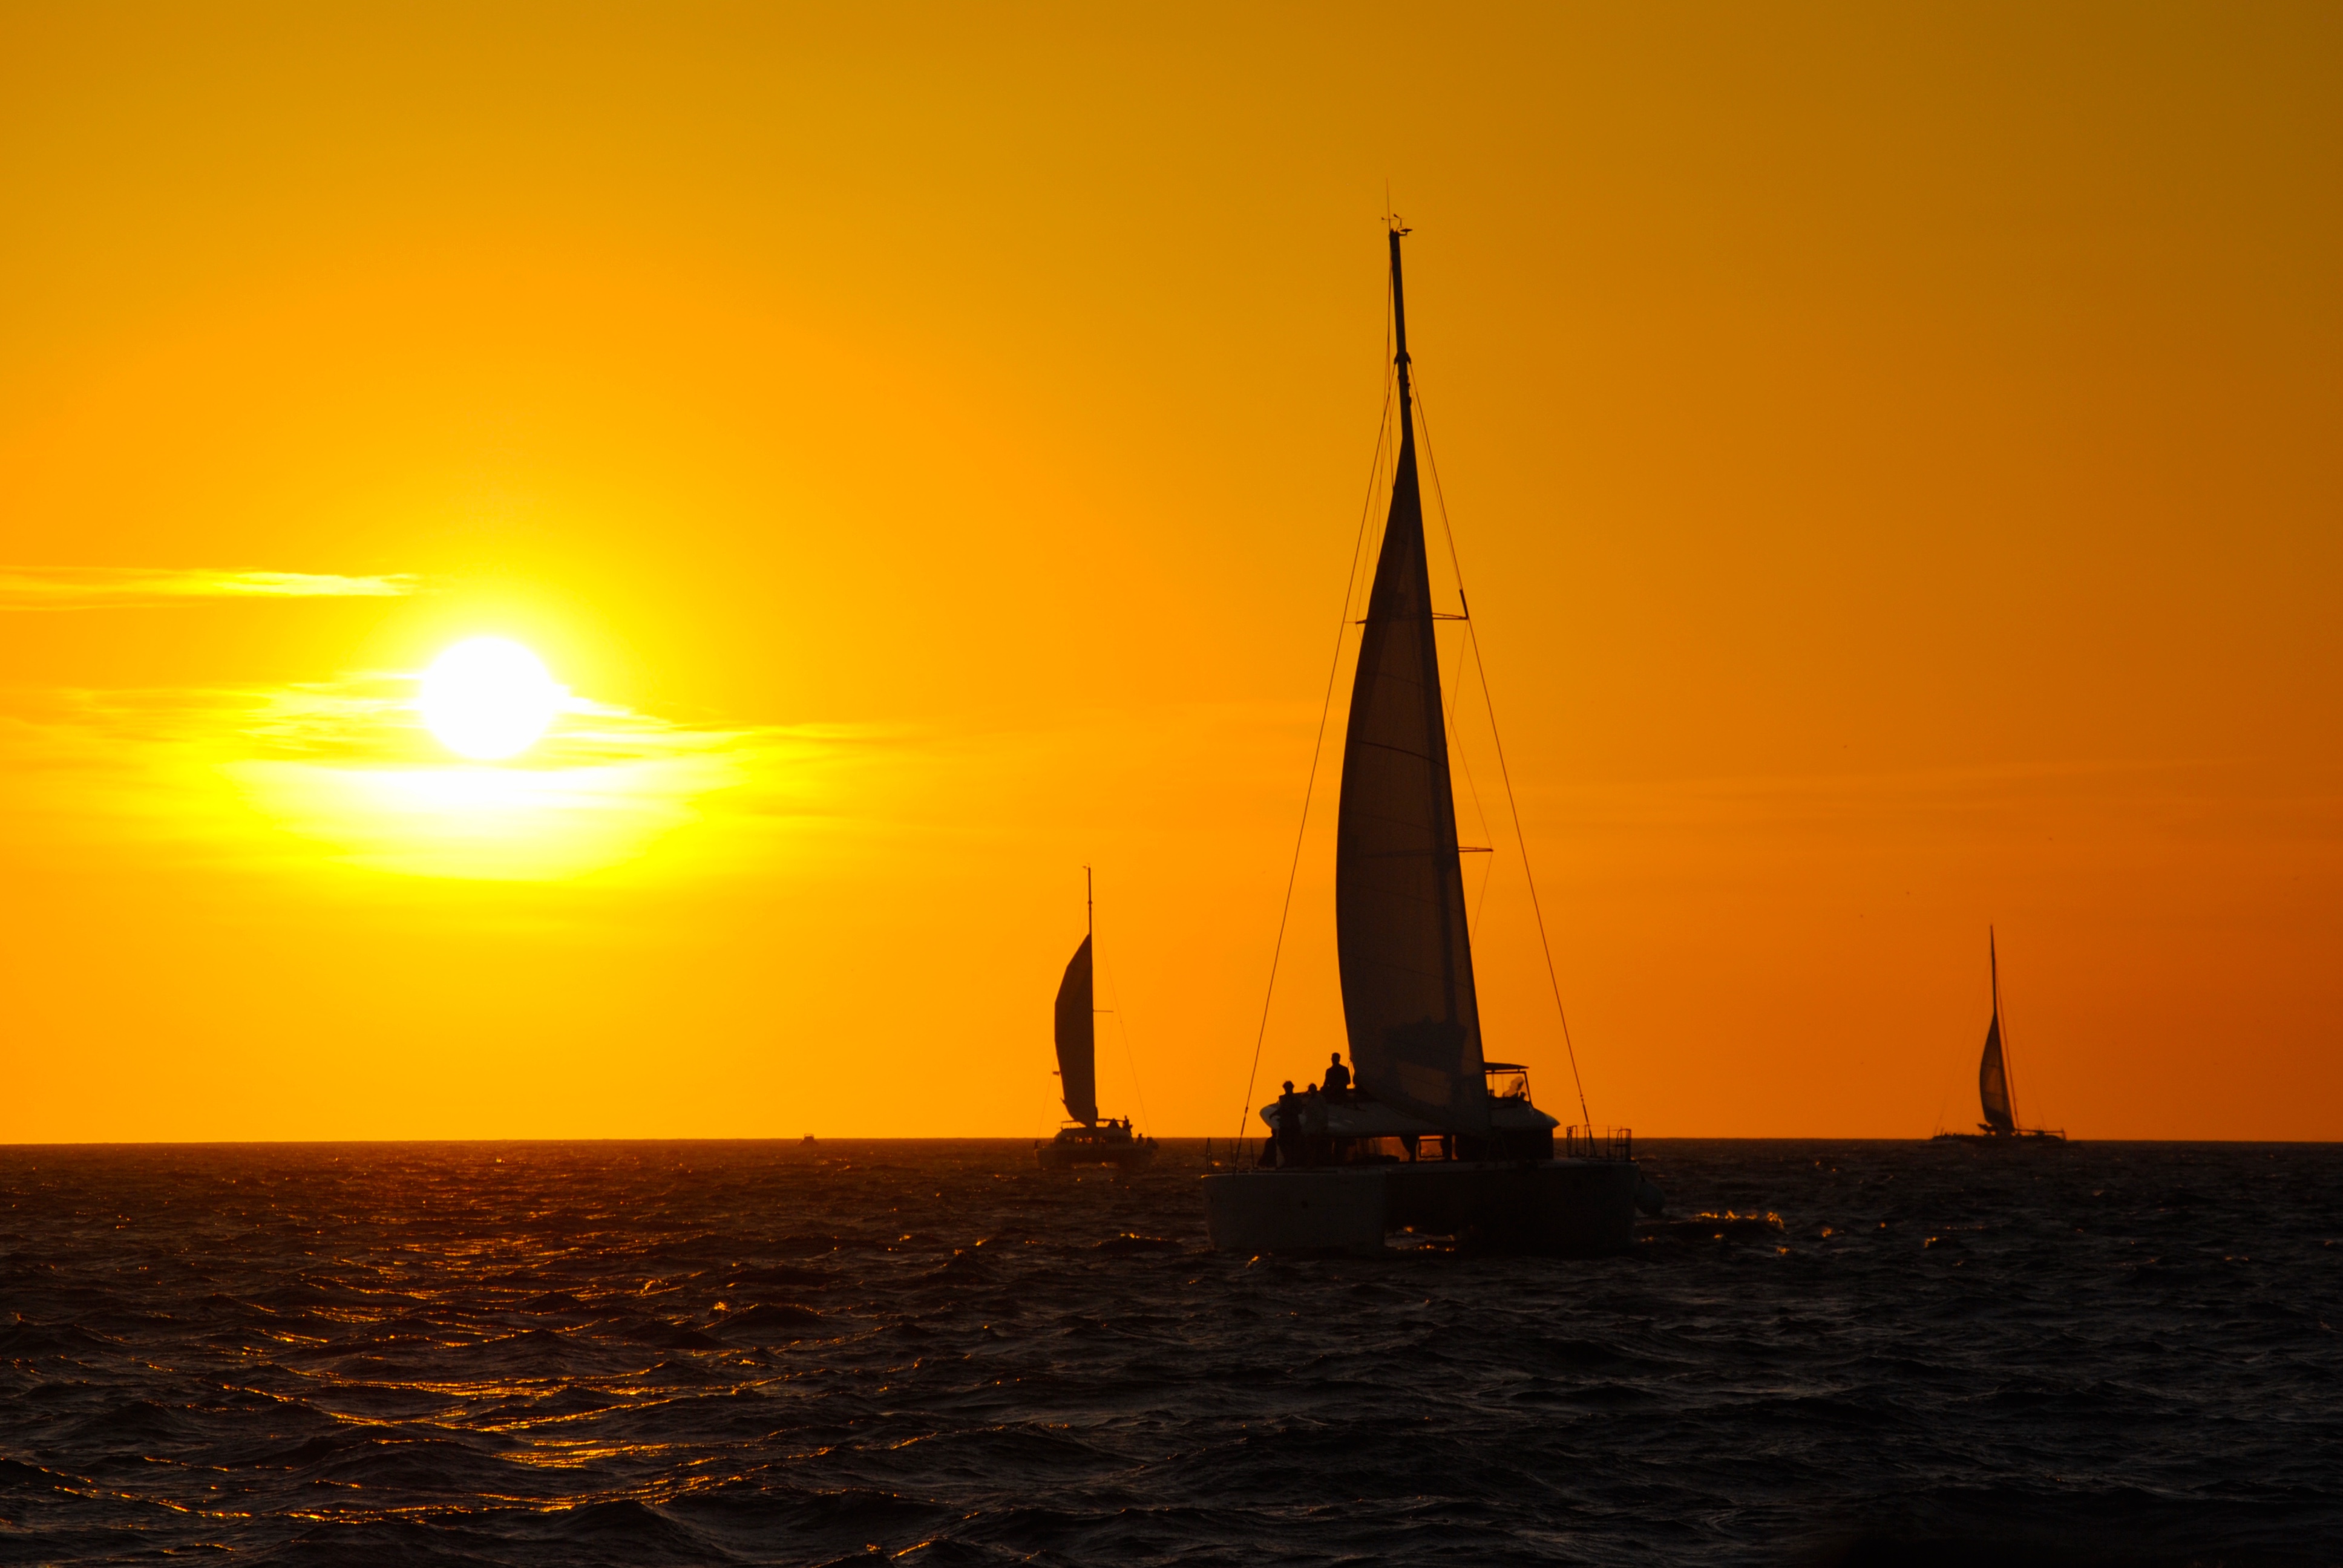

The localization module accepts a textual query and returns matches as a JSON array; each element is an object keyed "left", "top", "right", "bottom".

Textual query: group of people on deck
[{"left": 1260, "top": 1051, "right": 1354, "bottom": 1168}]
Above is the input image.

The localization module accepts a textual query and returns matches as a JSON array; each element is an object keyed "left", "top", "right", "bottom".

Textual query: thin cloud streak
[{"left": 0, "top": 566, "right": 422, "bottom": 610}]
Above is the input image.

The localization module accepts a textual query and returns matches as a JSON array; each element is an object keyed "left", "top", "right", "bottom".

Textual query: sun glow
[{"left": 418, "top": 638, "right": 565, "bottom": 761}]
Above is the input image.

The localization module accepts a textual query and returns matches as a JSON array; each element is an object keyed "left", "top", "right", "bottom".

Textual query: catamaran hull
[
  {"left": 1202, "top": 1159, "right": 1640, "bottom": 1257},
  {"left": 1199, "top": 1169, "right": 1389, "bottom": 1255}
]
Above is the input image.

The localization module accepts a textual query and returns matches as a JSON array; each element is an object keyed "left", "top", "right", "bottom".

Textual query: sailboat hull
[
  {"left": 1202, "top": 1158, "right": 1641, "bottom": 1256},
  {"left": 1037, "top": 1126, "right": 1158, "bottom": 1171},
  {"left": 1931, "top": 1129, "right": 2068, "bottom": 1144}
]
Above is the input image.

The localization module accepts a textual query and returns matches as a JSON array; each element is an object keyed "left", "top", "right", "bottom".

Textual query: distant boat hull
[
  {"left": 1037, "top": 1125, "right": 1158, "bottom": 1171},
  {"left": 1932, "top": 1129, "right": 2068, "bottom": 1143},
  {"left": 1202, "top": 1158, "right": 1641, "bottom": 1256}
]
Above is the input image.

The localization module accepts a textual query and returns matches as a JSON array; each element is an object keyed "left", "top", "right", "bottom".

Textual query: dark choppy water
[{"left": 1, "top": 1140, "right": 2338, "bottom": 1566}]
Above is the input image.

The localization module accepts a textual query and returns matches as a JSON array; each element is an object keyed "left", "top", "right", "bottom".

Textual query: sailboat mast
[
  {"left": 1389, "top": 225, "right": 1415, "bottom": 429},
  {"left": 1332, "top": 221, "right": 1490, "bottom": 1135},
  {"left": 1086, "top": 864, "right": 1093, "bottom": 942},
  {"left": 1387, "top": 223, "right": 1458, "bottom": 1016}
]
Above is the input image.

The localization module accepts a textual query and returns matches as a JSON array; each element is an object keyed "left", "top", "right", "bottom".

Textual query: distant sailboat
[
  {"left": 1038, "top": 871, "right": 1157, "bottom": 1171},
  {"left": 1054, "top": 923, "right": 1097, "bottom": 1127},
  {"left": 1936, "top": 928, "right": 2066, "bottom": 1143},
  {"left": 1201, "top": 222, "right": 1656, "bottom": 1254}
]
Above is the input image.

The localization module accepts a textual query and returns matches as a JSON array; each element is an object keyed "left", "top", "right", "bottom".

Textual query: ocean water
[{"left": 1, "top": 1139, "right": 2337, "bottom": 1566}]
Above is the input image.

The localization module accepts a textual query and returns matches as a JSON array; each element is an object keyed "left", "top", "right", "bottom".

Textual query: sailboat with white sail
[
  {"left": 1038, "top": 871, "right": 1157, "bottom": 1170},
  {"left": 1201, "top": 223, "right": 1656, "bottom": 1254},
  {"left": 1935, "top": 927, "right": 2066, "bottom": 1142}
]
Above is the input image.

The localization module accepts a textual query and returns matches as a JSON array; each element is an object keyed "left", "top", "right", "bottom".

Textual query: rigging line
[
  {"left": 1413, "top": 377, "right": 1596, "bottom": 1132},
  {"left": 1402, "top": 360, "right": 1497, "bottom": 939},
  {"left": 1233, "top": 370, "right": 1395, "bottom": 1142},
  {"left": 1469, "top": 841, "right": 1497, "bottom": 938},
  {"left": 1347, "top": 274, "right": 1399, "bottom": 627},
  {"left": 1999, "top": 960, "right": 2023, "bottom": 1132},
  {"left": 1441, "top": 596, "right": 1497, "bottom": 853},
  {"left": 1093, "top": 913, "right": 1154, "bottom": 1137},
  {"left": 1418, "top": 369, "right": 1496, "bottom": 901},
  {"left": 1113, "top": 1001, "right": 1152, "bottom": 1137},
  {"left": 1988, "top": 927, "right": 2020, "bottom": 1129},
  {"left": 1473, "top": 860, "right": 1496, "bottom": 934},
  {"left": 1464, "top": 593, "right": 1594, "bottom": 1132},
  {"left": 1441, "top": 620, "right": 1498, "bottom": 935},
  {"left": 1932, "top": 1027, "right": 1960, "bottom": 1137},
  {"left": 1408, "top": 369, "right": 1476, "bottom": 628}
]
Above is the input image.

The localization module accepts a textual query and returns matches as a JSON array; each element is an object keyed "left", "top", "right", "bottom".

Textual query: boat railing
[{"left": 1562, "top": 1126, "right": 1634, "bottom": 1161}]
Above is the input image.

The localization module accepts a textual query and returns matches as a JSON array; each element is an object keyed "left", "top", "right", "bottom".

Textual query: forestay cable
[
  {"left": 1412, "top": 376, "right": 1595, "bottom": 1134},
  {"left": 1233, "top": 359, "right": 1397, "bottom": 1143}
]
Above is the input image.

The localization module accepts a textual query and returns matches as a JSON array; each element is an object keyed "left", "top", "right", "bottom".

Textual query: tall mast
[
  {"left": 1388, "top": 221, "right": 1455, "bottom": 1012},
  {"left": 1389, "top": 222, "right": 1415, "bottom": 440},
  {"left": 1334, "top": 218, "right": 1489, "bottom": 1134},
  {"left": 1086, "top": 865, "right": 1093, "bottom": 942}
]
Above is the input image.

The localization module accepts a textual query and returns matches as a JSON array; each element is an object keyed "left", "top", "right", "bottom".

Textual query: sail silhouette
[
  {"left": 1334, "top": 227, "right": 1491, "bottom": 1135},
  {"left": 1201, "top": 225, "right": 1651, "bottom": 1256},
  {"left": 1933, "top": 926, "right": 2064, "bottom": 1143},
  {"left": 1978, "top": 1014, "right": 2015, "bottom": 1134},
  {"left": 1977, "top": 926, "right": 2017, "bottom": 1134},
  {"left": 1054, "top": 936, "right": 1096, "bottom": 1126}
]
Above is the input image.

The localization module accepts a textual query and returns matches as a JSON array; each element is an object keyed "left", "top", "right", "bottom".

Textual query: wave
[{"left": 0, "top": 1139, "right": 2336, "bottom": 1564}]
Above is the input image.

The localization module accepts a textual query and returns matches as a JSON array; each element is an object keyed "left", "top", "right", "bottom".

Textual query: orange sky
[{"left": 2, "top": 3, "right": 2336, "bottom": 1141}]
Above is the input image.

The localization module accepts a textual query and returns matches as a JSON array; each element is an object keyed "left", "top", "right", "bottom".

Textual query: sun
[{"left": 417, "top": 638, "right": 565, "bottom": 761}]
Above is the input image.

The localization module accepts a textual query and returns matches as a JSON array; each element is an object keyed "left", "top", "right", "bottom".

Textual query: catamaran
[
  {"left": 1935, "top": 927, "right": 2065, "bottom": 1142},
  {"left": 1038, "top": 871, "right": 1157, "bottom": 1170},
  {"left": 1202, "top": 224, "right": 1656, "bottom": 1253}
]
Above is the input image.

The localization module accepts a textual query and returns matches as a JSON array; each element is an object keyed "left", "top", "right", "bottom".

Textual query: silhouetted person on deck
[
  {"left": 1302, "top": 1084, "right": 1329, "bottom": 1165},
  {"left": 1273, "top": 1080, "right": 1299, "bottom": 1167},
  {"left": 1322, "top": 1051, "right": 1351, "bottom": 1099}
]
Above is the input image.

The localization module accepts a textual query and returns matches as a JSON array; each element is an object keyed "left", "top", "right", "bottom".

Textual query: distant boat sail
[
  {"left": 1053, "top": 933, "right": 1097, "bottom": 1126},
  {"left": 1938, "top": 927, "right": 2065, "bottom": 1143},
  {"left": 1037, "top": 870, "right": 1155, "bottom": 1171},
  {"left": 1334, "top": 226, "right": 1491, "bottom": 1137},
  {"left": 1978, "top": 1017, "right": 2014, "bottom": 1135}
]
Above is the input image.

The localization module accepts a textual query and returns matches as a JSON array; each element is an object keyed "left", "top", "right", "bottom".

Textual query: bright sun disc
[{"left": 418, "top": 638, "right": 565, "bottom": 761}]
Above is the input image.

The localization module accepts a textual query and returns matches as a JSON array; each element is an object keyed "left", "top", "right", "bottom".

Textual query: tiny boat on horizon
[
  {"left": 1038, "top": 871, "right": 1158, "bottom": 1171},
  {"left": 1935, "top": 927, "right": 2066, "bottom": 1143},
  {"left": 1202, "top": 223, "right": 1659, "bottom": 1255}
]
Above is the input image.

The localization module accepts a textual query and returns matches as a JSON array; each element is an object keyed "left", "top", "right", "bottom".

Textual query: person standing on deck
[{"left": 1322, "top": 1051, "right": 1351, "bottom": 1099}]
